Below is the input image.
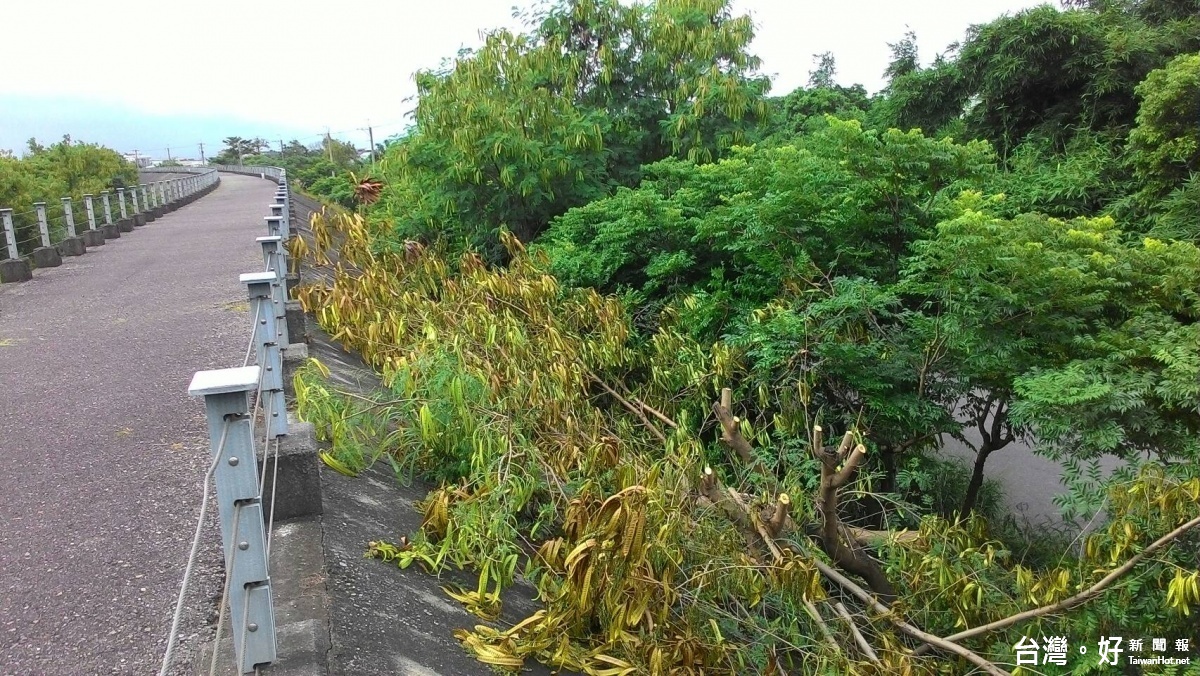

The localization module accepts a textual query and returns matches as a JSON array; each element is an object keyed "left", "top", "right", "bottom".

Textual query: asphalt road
[{"left": 0, "top": 174, "right": 276, "bottom": 674}]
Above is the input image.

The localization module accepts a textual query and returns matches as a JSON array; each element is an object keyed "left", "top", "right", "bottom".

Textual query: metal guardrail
[
  {"left": 160, "top": 170, "right": 293, "bottom": 676},
  {"left": 207, "top": 165, "right": 285, "bottom": 181}
]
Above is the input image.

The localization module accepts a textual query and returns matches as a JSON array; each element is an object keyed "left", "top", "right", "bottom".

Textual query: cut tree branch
[
  {"left": 816, "top": 433, "right": 897, "bottom": 602},
  {"left": 812, "top": 558, "right": 1009, "bottom": 676},
  {"left": 712, "top": 387, "right": 775, "bottom": 488},
  {"left": 833, "top": 601, "right": 881, "bottom": 665},
  {"left": 917, "top": 512, "right": 1200, "bottom": 654},
  {"left": 591, "top": 374, "right": 666, "bottom": 443},
  {"left": 713, "top": 387, "right": 755, "bottom": 466},
  {"left": 802, "top": 598, "right": 842, "bottom": 654}
]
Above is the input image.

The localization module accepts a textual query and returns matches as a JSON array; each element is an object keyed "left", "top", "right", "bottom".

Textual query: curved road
[{"left": 0, "top": 174, "right": 275, "bottom": 674}]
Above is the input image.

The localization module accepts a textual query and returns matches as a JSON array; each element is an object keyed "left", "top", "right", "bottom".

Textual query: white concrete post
[
  {"left": 1, "top": 209, "right": 17, "bottom": 259},
  {"left": 34, "top": 203, "right": 50, "bottom": 247},
  {"left": 84, "top": 195, "right": 97, "bottom": 230},
  {"left": 118, "top": 188, "right": 128, "bottom": 218},
  {"left": 131, "top": 187, "right": 141, "bottom": 214},
  {"left": 61, "top": 197, "right": 77, "bottom": 237},
  {"left": 102, "top": 192, "right": 113, "bottom": 224}
]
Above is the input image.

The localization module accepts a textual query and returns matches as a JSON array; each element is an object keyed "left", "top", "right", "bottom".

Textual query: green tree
[
  {"left": 1, "top": 137, "right": 135, "bottom": 256},
  {"left": 877, "top": 4, "right": 1200, "bottom": 158},
  {"left": 807, "top": 51, "right": 837, "bottom": 88},
  {"left": 373, "top": 0, "right": 769, "bottom": 258},
  {"left": 1128, "top": 52, "right": 1200, "bottom": 198},
  {"left": 540, "top": 118, "right": 996, "bottom": 328},
  {"left": 904, "top": 201, "right": 1200, "bottom": 514}
]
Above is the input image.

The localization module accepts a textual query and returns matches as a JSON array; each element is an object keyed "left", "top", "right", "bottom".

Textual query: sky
[{"left": 0, "top": 0, "right": 1046, "bottom": 160}]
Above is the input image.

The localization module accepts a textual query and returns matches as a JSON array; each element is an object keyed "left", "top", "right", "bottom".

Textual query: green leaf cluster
[{"left": 0, "top": 136, "right": 136, "bottom": 256}]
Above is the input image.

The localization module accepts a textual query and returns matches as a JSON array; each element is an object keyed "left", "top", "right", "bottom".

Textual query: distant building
[
  {"left": 123, "top": 153, "right": 152, "bottom": 168},
  {"left": 149, "top": 158, "right": 204, "bottom": 167}
]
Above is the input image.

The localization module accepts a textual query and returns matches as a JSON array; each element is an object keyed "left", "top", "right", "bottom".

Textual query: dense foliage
[
  {"left": 291, "top": 0, "right": 1200, "bottom": 672},
  {"left": 210, "top": 135, "right": 367, "bottom": 209},
  {"left": 295, "top": 215, "right": 1200, "bottom": 674},
  {"left": 0, "top": 136, "right": 137, "bottom": 257}
]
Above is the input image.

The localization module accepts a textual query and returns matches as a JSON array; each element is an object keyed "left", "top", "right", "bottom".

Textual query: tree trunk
[
  {"left": 879, "top": 445, "right": 898, "bottom": 494},
  {"left": 959, "top": 443, "right": 994, "bottom": 516}
]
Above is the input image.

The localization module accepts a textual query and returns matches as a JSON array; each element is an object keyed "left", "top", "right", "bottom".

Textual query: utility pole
[
  {"left": 278, "top": 139, "right": 284, "bottom": 155},
  {"left": 198, "top": 142, "right": 206, "bottom": 164},
  {"left": 133, "top": 149, "right": 140, "bottom": 167},
  {"left": 359, "top": 121, "right": 377, "bottom": 164},
  {"left": 325, "top": 128, "right": 334, "bottom": 163},
  {"left": 166, "top": 147, "right": 172, "bottom": 162}
]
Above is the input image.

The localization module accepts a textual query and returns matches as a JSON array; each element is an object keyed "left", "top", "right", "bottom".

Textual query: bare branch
[
  {"left": 831, "top": 444, "right": 866, "bottom": 489},
  {"left": 836, "top": 430, "right": 855, "bottom": 461},
  {"left": 847, "top": 526, "right": 920, "bottom": 546},
  {"left": 592, "top": 374, "right": 666, "bottom": 443},
  {"left": 833, "top": 601, "right": 881, "bottom": 665},
  {"left": 812, "top": 558, "right": 1009, "bottom": 676},
  {"left": 636, "top": 398, "right": 679, "bottom": 429},
  {"left": 802, "top": 598, "right": 842, "bottom": 655},
  {"left": 921, "top": 512, "right": 1200, "bottom": 652}
]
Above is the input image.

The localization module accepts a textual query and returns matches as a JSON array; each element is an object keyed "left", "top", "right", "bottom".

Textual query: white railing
[{"left": 208, "top": 164, "right": 285, "bottom": 181}]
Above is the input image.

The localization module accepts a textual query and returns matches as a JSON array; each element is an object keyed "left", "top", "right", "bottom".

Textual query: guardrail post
[
  {"left": 118, "top": 188, "right": 128, "bottom": 218},
  {"left": 267, "top": 206, "right": 284, "bottom": 237},
  {"left": 256, "top": 235, "right": 289, "bottom": 347},
  {"left": 31, "top": 203, "right": 63, "bottom": 268},
  {"left": 0, "top": 208, "right": 32, "bottom": 283},
  {"left": 62, "top": 197, "right": 76, "bottom": 237},
  {"left": 84, "top": 195, "right": 96, "bottom": 229},
  {"left": 81, "top": 195, "right": 106, "bottom": 247},
  {"left": 139, "top": 184, "right": 156, "bottom": 223},
  {"left": 2, "top": 209, "right": 18, "bottom": 260},
  {"left": 273, "top": 188, "right": 290, "bottom": 239},
  {"left": 243, "top": 272, "right": 288, "bottom": 439},
  {"left": 187, "top": 366, "right": 277, "bottom": 673},
  {"left": 100, "top": 192, "right": 121, "bottom": 239},
  {"left": 58, "top": 197, "right": 86, "bottom": 256},
  {"left": 131, "top": 186, "right": 145, "bottom": 226},
  {"left": 35, "top": 203, "right": 50, "bottom": 248}
]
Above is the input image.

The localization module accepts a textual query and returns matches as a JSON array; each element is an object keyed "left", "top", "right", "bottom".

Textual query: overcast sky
[{"left": 0, "top": 0, "right": 1045, "bottom": 159}]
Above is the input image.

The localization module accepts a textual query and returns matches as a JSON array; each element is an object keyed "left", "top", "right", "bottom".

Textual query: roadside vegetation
[
  {"left": 292, "top": 0, "right": 1200, "bottom": 672},
  {"left": 207, "top": 135, "right": 372, "bottom": 210},
  {"left": 0, "top": 137, "right": 138, "bottom": 255}
]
